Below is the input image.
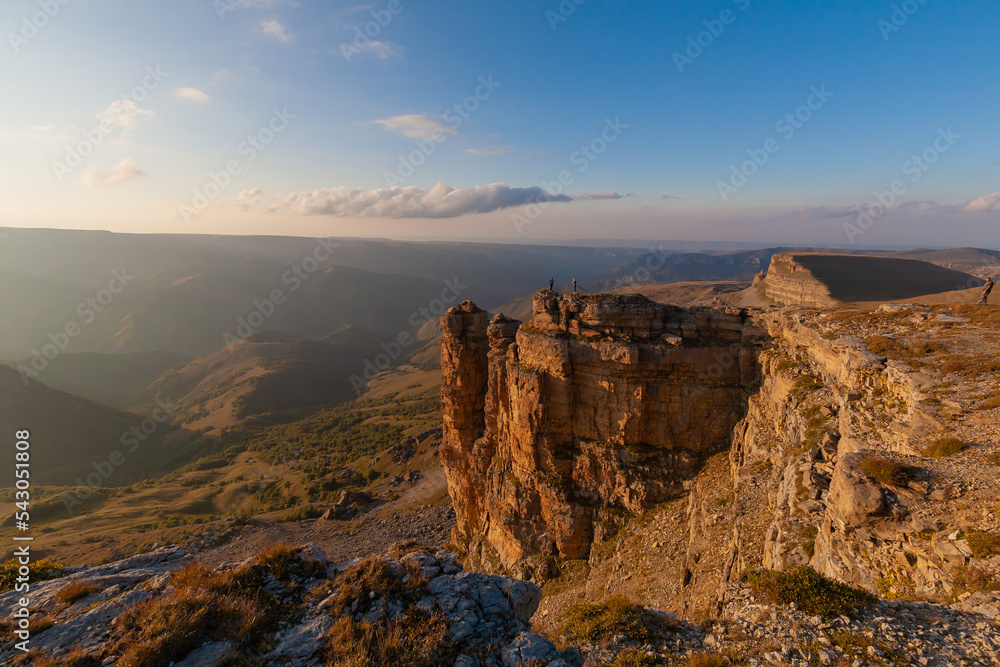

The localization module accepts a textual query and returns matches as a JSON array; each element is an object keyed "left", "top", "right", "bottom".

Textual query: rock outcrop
[
  {"left": 440, "top": 292, "right": 768, "bottom": 576},
  {"left": 761, "top": 252, "right": 984, "bottom": 306}
]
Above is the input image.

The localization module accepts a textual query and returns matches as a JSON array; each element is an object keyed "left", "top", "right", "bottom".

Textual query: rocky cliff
[
  {"left": 442, "top": 293, "right": 1000, "bottom": 626},
  {"left": 440, "top": 292, "right": 769, "bottom": 577}
]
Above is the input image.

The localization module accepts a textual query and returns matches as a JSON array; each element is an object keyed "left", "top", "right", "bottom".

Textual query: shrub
[
  {"left": 0, "top": 558, "right": 64, "bottom": 592},
  {"left": 280, "top": 505, "right": 323, "bottom": 522},
  {"left": 965, "top": 531, "right": 1000, "bottom": 559},
  {"left": 986, "top": 452, "right": 1000, "bottom": 466},
  {"left": 745, "top": 566, "right": 876, "bottom": 618},
  {"left": 801, "top": 525, "right": 818, "bottom": 558},
  {"left": 560, "top": 596, "right": 671, "bottom": 644},
  {"left": 921, "top": 438, "right": 965, "bottom": 458},
  {"left": 56, "top": 580, "right": 102, "bottom": 605},
  {"left": 859, "top": 456, "right": 910, "bottom": 487}
]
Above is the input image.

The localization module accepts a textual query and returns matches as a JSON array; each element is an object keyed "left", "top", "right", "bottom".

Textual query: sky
[{"left": 2, "top": 0, "right": 999, "bottom": 248}]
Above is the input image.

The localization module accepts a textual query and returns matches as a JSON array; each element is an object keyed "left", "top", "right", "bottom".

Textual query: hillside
[
  {"left": 0, "top": 366, "right": 204, "bottom": 487},
  {"left": 145, "top": 327, "right": 384, "bottom": 433},
  {"left": 5, "top": 350, "right": 189, "bottom": 409}
]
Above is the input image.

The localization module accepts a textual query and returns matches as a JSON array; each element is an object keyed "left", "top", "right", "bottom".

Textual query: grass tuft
[
  {"left": 921, "top": 438, "right": 965, "bottom": 458},
  {"left": 859, "top": 456, "right": 911, "bottom": 486},
  {"left": 56, "top": 580, "right": 102, "bottom": 605},
  {"left": 560, "top": 596, "right": 672, "bottom": 645}
]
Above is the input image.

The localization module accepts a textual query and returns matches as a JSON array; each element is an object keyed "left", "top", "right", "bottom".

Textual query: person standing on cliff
[
  {"left": 979, "top": 276, "right": 994, "bottom": 304},
  {"left": 549, "top": 277, "right": 554, "bottom": 291},
  {"left": 572, "top": 278, "right": 577, "bottom": 293}
]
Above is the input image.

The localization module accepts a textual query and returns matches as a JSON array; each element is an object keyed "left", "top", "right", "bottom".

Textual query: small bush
[
  {"left": 921, "top": 438, "right": 965, "bottom": 458},
  {"left": 280, "top": 505, "right": 324, "bottom": 522},
  {"left": 0, "top": 558, "right": 64, "bottom": 592},
  {"left": 965, "top": 531, "right": 1000, "bottom": 559},
  {"left": 56, "top": 580, "right": 102, "bottom": 605},
  {"left": 801, "top": 525, "right": 818, "bottom": 558},
  {"left": 560, "top": 596, "right": 671, "bottom": 644},
  {"left": 859, "top": 456, "right": 910, "bottom": 487},
  {"left": 746, "top": 566, "right": 876, "bottom": 618}
]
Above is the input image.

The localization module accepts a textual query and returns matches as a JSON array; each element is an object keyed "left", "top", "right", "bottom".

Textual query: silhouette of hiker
[
  {"left": 979, "top": 277, "right": 994, "bottom": 304},
  {"left": 549, "top": 277, "right": 554, "bottom": 291},
  {"left": 572, "top": 278, "right": 577, "bottom": 293}
]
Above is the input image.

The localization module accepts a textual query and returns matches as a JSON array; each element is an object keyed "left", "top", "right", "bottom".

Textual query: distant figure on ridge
[
  {"left": 979, "top": 276, "right": 994, "bottom": 304},
  {"left": 572, "top": 278, "right": 577, "bottom": 293},
  {"left": 549, "top": 276, "right": 554, "bottom": 291}
]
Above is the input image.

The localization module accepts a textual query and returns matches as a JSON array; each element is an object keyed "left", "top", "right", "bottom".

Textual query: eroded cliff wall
[{"left": 440, "top": 292, "right": 768, "bottom": 577}]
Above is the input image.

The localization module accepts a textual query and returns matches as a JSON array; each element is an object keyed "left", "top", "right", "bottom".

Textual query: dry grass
[
  {"left": 112, "top": 586, "right": 263, "bottom": 666},
  {"left": 328, "top": 555, "right": 427, "bottom": 616},
  {"left": 13, "top": 649, "right": 98, "bottom": 666},
  {"left": 859, "top": 456, "right": 911, "bottom": 487},
  {"left": 921, "top": 438, "right": 966, "bottom": 458},
  {"left": 105, "top": 543, "right": 325, "bottom": 666},
  {"left": 56, "top": 579, "right": 102, "bottom": 605},
  {"left": 611, "top": 648, "right": 660, "bottom": 666},
  {"left": 965, "top": 531, "right": 1000, "bottom": 559},
  {"left": 325, "top": 611, "right": 451, "bottom": 667},
  {"left": 952, "top": 564, "right": 1000, "bottom": 599}
]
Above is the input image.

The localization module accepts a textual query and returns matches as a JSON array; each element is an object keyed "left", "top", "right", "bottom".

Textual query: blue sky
[{"left": 2, "top": 0, "right": 999, "bottom": 247}]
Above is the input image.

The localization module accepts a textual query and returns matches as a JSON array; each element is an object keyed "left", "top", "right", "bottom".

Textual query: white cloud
[
  {"left": 268, "top": 182, "right": 573, "bottom": 218},
  {"left": 963, "top": 192, "right": 1000, "bottom": 213},
  {"left": 96, "top": 100, "right": 155, "bottom": 139},
  {"left": 466, "top": 147, "right": 513, "bottom": 156},
  {"left": 350, "top": 40, "right": 401, "bottom": 60},
  {"left": 373, "top": 114, "right": 457, "bottom": 140},
  {"left": 237, "top": 188, "right": 263, "bottom": 210},
  {"left": 29, "top": 124, "right": 57, "bottom": 133},
  {"left": 175, "top": 87, "right": 210, "bottom": 102},
  {"left": 257, "top": 18, "right": 292, "bottom": 42},
  {"left": 571, "top": 191, "right": 633, "bottom": 201},
  {"left": 81, "top": 158, "right": 145, "bottom": 188}
]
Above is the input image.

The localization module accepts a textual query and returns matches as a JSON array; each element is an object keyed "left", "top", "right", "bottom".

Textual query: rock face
[
  {"left": 761, "top": 252, "right": 984, "bottom": 306},
  {"left": 440, "top": 293, "right": 768, "bottom": 575}
]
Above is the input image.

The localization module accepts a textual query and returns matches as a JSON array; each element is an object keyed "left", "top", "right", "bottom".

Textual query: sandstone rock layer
[{"left": 440, "top": 292, "right": 767, "bottom": 574}]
